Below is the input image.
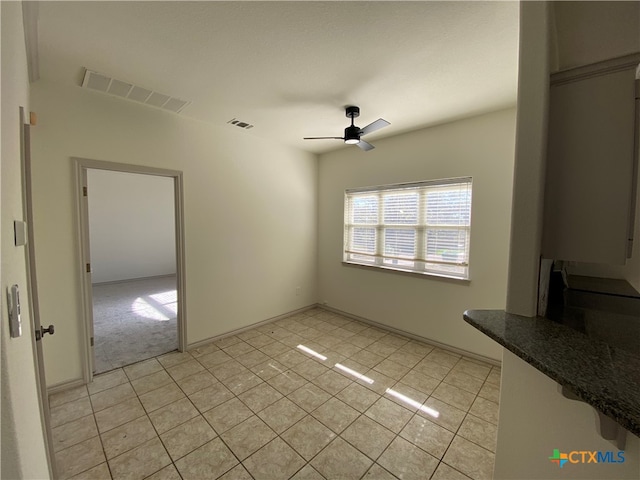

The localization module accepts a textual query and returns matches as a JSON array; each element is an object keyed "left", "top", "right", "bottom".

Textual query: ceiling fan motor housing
[
  {"left": 344, "top": 125, "right": 361, "bottom": 144},
  {"left": 344, "top": 106, "right": 361, "bottom": 144}
]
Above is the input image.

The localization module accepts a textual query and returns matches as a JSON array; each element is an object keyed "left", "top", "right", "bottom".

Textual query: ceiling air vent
[
  {"left": 82, "top": 69, "right": 190, "bottom": 114},
  {"left": 227, "top": 118, "right": 254, "bottom": 130}
]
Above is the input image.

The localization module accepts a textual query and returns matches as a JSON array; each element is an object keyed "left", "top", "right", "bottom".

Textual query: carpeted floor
[{"left": 92, "top": 275, "right": 178, "bottom": 374}]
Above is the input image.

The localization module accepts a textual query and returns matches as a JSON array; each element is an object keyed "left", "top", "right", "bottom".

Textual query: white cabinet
[{"left": 542, "top": 55, "right": 639, "bottom": 264}]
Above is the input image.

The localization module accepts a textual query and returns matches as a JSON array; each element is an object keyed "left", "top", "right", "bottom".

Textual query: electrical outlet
[{"left": 296, "top": 286, "right": 300, "bottom": 296}]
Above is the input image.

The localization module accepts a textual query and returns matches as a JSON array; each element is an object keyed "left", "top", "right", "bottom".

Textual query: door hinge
[
  {"left": 90, "top": 337, "right": 94, "bottom": 347},
  {"left": 83, "top": 186, "right": 88, "bottom": 197},
  {"left": 86, "top": 263, "right": 91, "bottom": 273}
]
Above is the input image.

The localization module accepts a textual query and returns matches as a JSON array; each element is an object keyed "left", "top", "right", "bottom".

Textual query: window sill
[{"left": 341, "top": 261, "right": 471, "bottom": 284}]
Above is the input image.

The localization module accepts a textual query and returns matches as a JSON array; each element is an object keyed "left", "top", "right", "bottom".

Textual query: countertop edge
[{"left": 463, "top": 309, "right": 640, "bottom": 438}]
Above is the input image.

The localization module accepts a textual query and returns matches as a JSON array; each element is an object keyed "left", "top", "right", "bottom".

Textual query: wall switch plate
[{"left": 14, "top": 221, "right": 27, "bottom": 246}]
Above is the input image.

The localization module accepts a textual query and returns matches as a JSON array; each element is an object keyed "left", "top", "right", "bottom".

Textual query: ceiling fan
[{"left": 304, "top": 106, "right": 390, "bottom": 151}]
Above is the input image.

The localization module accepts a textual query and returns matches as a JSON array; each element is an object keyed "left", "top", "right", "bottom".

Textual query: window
[{"left": 344, "top": 177, "right": 472, "bottom": 279}]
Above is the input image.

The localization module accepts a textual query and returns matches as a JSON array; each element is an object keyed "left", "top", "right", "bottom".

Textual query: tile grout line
[
  {"left": 52, "top": 308, "right": 499, "bottom": 480},
  {"left": 202, "top": 321, "right": 411, "bottom": 478}
]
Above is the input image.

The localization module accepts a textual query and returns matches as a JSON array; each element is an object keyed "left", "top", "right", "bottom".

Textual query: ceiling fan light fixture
[{"left": 344, "top": 124, "right": 360, "bottom": 144}]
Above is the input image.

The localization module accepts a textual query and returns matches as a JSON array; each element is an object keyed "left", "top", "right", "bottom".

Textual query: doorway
[{"left": 75, "top": 159, "right": 186, "bottom": 381}]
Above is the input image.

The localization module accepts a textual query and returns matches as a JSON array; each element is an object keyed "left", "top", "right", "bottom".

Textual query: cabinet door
[{"left": 542, "top": 67, "right": 637, "bottom": 264}]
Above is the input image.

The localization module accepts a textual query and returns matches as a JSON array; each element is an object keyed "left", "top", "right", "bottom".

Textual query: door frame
[{"left": 73, "top": 157, "right": 187, "bottom": 383}]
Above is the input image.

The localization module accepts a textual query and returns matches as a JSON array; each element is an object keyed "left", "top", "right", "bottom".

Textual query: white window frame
[{"left": 343, "top": 177, "right": 472, "bottom": 280}]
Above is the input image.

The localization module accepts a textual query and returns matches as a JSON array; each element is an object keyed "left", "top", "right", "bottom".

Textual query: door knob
[{"left": 35, "top": 324, "right": 55, "bottom": 341}]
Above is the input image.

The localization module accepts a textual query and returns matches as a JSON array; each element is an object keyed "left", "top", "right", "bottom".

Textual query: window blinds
[{"left": 344, "top": 178, "right": 472, "bottom": 279}]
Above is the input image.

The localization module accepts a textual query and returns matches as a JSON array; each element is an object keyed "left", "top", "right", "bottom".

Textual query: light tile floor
[{"left": 50, "top": 307, "right": 501, "bottom": 480}]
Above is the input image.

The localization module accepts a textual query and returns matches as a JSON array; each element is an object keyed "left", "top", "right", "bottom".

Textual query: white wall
[
  {"left": 505, "top": 1, "right": 550, "bottom": 317},
  {"left": 495, "top": 351, "right": 640, "bottom": 479},
  {"left": 552, "top": 1, "right": 640, "bottom": 72},
  {"left": 30, "top": 80, "right": 318, "bottom": 386},
  {"left": 87, "top": 169, "right": 176, "bottom": 284},
  {"left": 318, "top": 108, "right": 516, "bottom": 361},
  {"left": 496, "top": 3, "right": 640, "bottom": 478},
  {"left": 1, "top": 2, "right": 51, "bottom": 478},
  {"left": 551, "top": 1, "right": 640, "bottom": 291}
]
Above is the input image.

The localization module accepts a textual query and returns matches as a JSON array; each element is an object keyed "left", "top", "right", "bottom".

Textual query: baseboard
[
  {"left": 318, "top": 304, "right": 501, "bottom": 367},
  {"left": 48, "top": 302, "right": 498, "bottom": 394},
  {"left": 47, "top": 377, "right": 86, "bottom": 395},
  {"left": 92, "top": 273, "right": 176, "bottom": 287},
  {"left": 187, "top": 304, "right": 317, "bottom": 351}
]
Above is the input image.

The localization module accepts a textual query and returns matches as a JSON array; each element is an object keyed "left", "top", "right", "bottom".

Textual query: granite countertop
[{"left": 463, "top": 309, "right": 640, "bottom": 438}]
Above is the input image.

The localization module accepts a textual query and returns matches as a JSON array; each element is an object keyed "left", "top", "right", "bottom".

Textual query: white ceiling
[{"left": 34, "top": 1, "right": 520, "bottom": 154}]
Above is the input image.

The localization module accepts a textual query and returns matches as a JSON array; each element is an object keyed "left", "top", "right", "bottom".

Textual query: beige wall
[
  {"left": 1, "top": 2, "right": 51, "bottom": 478},
  {"left": 317, "top": 108, "right": 516, "bottom": 361},
  {"left": 30, "top": 80, "right": 318, "bottom": 387}
]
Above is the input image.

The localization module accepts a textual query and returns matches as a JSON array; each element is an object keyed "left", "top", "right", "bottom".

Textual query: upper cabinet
[{"left": 542, "top": 54, "right": 640, "bottom": 265}]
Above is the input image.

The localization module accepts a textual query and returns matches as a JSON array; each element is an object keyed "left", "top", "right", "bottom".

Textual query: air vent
[
  {"left": 107, "top": 79, "right": 133, "bottom": 98},
  {"left": 227, "top": 118, "right": 254, "bottom": 130},
  {"left": 82, "top": 69, "right": 190, "bottom": 114},
  {"left": 86, "top": 72, "right": 110, "bottom": 92}
]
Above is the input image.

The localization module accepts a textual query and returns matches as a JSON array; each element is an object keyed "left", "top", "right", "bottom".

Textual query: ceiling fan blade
[
  {"left": 303, "top": 136, "right": 344, "bottom": 140},
  {"left": 360, "top": 118, "right": 390, "bottom": 136},
  {"left": 356, "top": 140, "right": 375, "bottom": 151}
]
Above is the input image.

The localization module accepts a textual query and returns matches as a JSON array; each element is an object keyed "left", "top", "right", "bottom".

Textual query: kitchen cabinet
[{"left": 542, "top": 54, "right": 640, "bottom": 264}]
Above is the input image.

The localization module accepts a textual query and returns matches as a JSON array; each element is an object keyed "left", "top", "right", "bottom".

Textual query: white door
[{"left": 21, "top": 107, "right": 57, "bottom": 478}]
